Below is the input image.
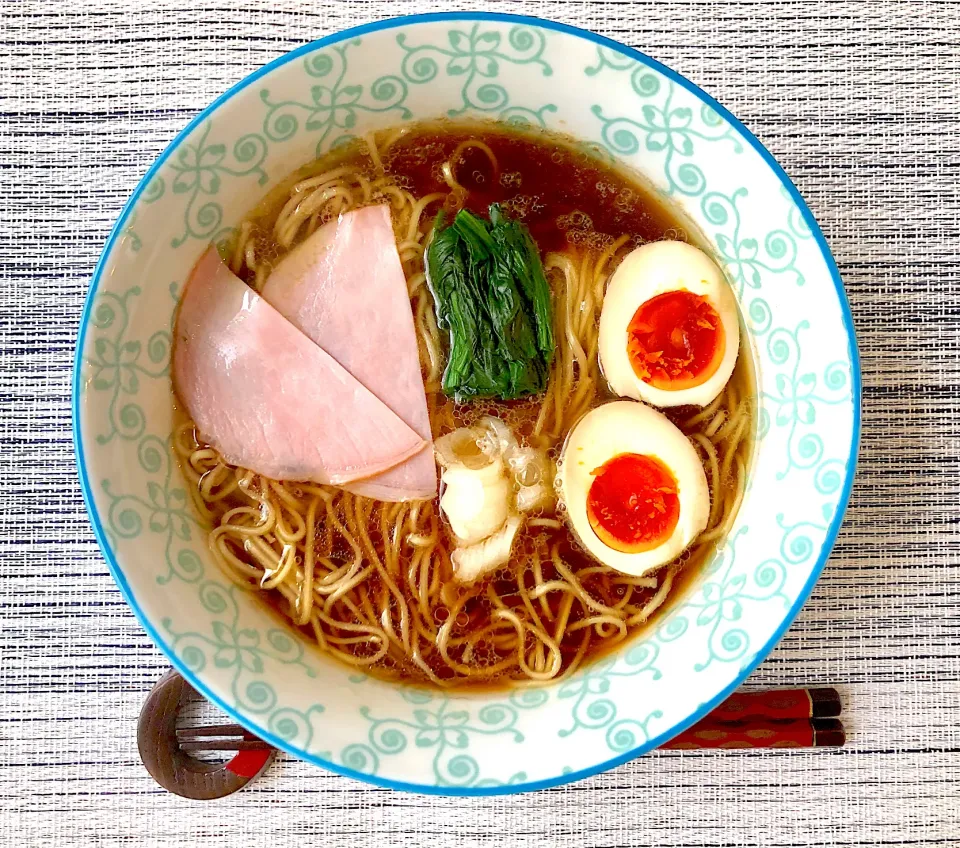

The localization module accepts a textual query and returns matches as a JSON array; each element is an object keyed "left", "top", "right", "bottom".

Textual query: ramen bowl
[{"left": 74, "top": 13, "right": 859, "bottom": 794}]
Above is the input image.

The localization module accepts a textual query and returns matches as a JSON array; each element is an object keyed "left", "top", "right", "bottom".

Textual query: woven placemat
[{"left": 2, "top": 1, "right": 959, "bottom": 845}]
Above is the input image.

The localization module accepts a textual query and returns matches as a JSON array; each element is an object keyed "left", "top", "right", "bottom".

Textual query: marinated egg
[
  {"left": 599, "top": 241, "right": 740, "bottom": 408},
  {"left": 558, "top": 401, "right": 709, "bottom": 576}
]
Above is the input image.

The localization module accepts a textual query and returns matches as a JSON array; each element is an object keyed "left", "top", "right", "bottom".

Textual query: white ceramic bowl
[{"left": 74, "top": 13, "right": 860, "bottom": 794}]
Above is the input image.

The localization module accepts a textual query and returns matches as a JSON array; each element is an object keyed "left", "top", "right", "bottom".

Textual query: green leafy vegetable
[
  {"left": 426, "top": 204, "right": 555, "bottom": 401},
  {"left": 488, "top": 204, "right": 554, "bottom": 361}
]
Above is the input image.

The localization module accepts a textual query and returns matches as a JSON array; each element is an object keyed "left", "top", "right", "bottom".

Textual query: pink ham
[
  {"left": 173, "top": 246, "right": 425, "bottom": 485},
  {"left": 262, "top": 205, "right": 437, "bottom": 501}
]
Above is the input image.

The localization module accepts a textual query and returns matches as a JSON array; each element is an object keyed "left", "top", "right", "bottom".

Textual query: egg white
[
  {"left": 558, "top": 401, "right": 710, "bottom": 576},
  {"left": 599, "top": 241, "right": 740, "bottom": 408}
]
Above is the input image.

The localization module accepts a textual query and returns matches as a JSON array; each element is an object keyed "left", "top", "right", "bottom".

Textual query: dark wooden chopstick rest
[{"left": 137, "top": 668, "right": 276, "bottom": 799}]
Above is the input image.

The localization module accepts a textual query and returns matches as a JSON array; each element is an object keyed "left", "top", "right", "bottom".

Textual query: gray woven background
[{"left": 2, "top": 0, "right": 959, "bottom": 845}]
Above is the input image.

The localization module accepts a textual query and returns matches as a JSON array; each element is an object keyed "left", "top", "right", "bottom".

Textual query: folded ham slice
[
  {"left": 262, "top": 205, "right": 437, "bottom": 501},
  {"left": 173, "top": 246, "right": 425, "bottom": 485}
]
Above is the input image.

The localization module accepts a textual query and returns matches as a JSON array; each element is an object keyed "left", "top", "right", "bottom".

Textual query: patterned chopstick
[
  {"left": 700, "top": 687, "right": 841, "bottom": 722},
  {"left": 663, "top": 716, "right": 845, "bottom": 749}
]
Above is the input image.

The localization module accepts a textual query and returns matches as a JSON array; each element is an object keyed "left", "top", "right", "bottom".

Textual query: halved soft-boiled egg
[
  {"left": 558, "top": 401, "right": 709, "bottom": 576},
  {"left": 599, "top": 241, "right": 739, "bottom": 408}
]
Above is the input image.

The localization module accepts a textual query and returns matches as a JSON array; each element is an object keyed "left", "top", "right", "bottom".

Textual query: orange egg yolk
[
  {"left": 627, "top": 290, "right": 725, "bottom": 390},
  {"left": 586, "top": 453, "right": 680, "bottom": 554}
]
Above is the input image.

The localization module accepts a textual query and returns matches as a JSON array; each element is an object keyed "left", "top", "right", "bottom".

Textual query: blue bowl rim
[{"left": 72, "top": 10, "right": 862, "bottom": 796}]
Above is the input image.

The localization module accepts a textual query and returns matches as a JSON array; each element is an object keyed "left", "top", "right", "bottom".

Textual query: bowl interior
[{"left": 75, "top": 14, "right": 858, "bottom": 794}]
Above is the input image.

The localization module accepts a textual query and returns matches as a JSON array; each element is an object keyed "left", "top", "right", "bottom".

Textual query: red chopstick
[
  {"left": 701, "top": 687, "right": 841, "bottom": 722},
  {"left": 663, "top": 717, "right": 844, "bottom": 749}
]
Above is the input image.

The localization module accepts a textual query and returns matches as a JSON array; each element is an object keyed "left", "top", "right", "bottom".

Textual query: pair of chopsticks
[
  {"left": 176, "top": 687, "right": 844, "bottom": 755},
  {"left": 177, "top": 723, "right": 272, "bottom": 753},
  {"left": 662, "top": 687, "right": 844, "bottom": 749}
]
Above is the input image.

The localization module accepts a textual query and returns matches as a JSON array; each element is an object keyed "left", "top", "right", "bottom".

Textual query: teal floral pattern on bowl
[{"left": 74, "top": 13, "right": 859, "bottom": 795}]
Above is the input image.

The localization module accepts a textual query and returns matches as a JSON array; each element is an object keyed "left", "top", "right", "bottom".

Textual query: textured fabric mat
[{"left": 2, "top": 0, "right": 959, "bottom": 845}]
